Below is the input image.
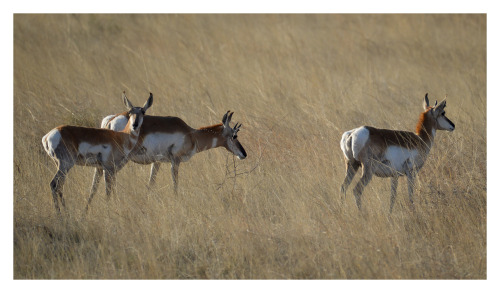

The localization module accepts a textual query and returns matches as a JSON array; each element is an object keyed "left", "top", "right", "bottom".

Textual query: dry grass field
[{"left": 13, "top": 14, "right": 486, "bottom": 279}]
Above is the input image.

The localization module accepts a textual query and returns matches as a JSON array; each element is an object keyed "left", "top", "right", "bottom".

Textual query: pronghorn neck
[
  {"left": 193, "top": 124, "right": 224, "bottom": 153},
  {"left": 415, "top": 110, "right": 436, "bottom": 146},
  {"left": 119, "top": 116, "right": 141, "bottom": 155},
  {"left": 122, "top": 118, "right": 140, "bottom": 136}
]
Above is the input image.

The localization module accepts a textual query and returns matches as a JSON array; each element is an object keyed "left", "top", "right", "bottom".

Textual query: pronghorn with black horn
[
  {"left": 92, "top": 110, "right": 247, "bottom": 193},
  {"left": 340, "top": 93, "right": 455, "bottom": 212},
  {"left": 42, "top": 91, "right": 153, "bottom": 212}
]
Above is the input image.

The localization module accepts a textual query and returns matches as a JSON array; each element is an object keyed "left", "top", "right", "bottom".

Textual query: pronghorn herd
[{"left": 43, "top": 91, "right": 454, "bottom": 214}]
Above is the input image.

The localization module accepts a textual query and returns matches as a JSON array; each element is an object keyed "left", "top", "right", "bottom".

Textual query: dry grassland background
[{"left": 14, "top": 14, "right": 486, "bottom": 279}]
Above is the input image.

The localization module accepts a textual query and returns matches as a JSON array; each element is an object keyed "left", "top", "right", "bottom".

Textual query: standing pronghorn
[
  {"left": 42, "top": 91, "right": 153, "bottom": 212},
  {"left": 91, "top": 111, "right": 247, "bottom": 194},
  {"left": 340, "top": 93, "right": 455, "bottom": 212}
]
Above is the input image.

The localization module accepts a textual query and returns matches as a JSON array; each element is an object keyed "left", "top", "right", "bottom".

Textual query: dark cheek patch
[
  {"left": 446, "top": 117, "right": 455, "bottom": 128},
  {"left": 236, "top": 141, "right": 247, "bottom": 157}
]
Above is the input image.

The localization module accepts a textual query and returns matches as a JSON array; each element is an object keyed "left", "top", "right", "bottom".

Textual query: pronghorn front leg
[
  {"left": 148, "top": 162, "right": 161, "bottom": 188},
  {"left": 389, "top": 176, "right": 399, "bottom": 213},
  {"left": 171, "top": 159, "right": 180, "bottom": 194},
  {"left": 406, "top": 170, "right": 416, "bottom": 206},
  {"left": 353, "top": 164, "right": 373, "bottom": 210},
  {"left": 86, "top": 168, "right": 103, "bottom": 211},
  {"left": 104, "top": 169, "right": 117, "bottom": 199}
]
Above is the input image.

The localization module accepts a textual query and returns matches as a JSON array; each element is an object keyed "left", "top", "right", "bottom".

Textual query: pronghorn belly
[
  {"left": 138, "top": 132, "right": 193, "bottom": 162},
  {"left": 373, "top": 146, "right": 420, "bottom": 177},
  {"left": 76, "top": 142, "right": 112, "bottom": 166}
]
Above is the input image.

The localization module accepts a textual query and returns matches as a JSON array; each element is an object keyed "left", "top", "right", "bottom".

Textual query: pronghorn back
[{"left": 103, "top": 115, "right": 194, "bottom": 137}]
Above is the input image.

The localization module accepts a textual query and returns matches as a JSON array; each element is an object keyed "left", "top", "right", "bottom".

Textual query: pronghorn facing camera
[
  {"left": 340, "top": 93, "right": 455, "bottom": 212},
  {"left": 42, "top": 92, "right": 153, "bottom": 212},
  {"left": 94, "top": 110, "right": 247, "bottom": 193}
]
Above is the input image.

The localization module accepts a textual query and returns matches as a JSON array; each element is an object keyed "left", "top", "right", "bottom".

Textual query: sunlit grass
[{"left": 14, "top": 14, "right": 486, "bottom": 279}]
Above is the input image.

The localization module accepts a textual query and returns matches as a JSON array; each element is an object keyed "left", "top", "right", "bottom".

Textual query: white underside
[
  {"left": 133, "top": 132, "right": 195, "bottom": 162},
  {"left": 373, "top": 146, "right": 420, "bottom": 177},
  {"left": 78, "top": 142, "right": 112, "bottom": 163}
]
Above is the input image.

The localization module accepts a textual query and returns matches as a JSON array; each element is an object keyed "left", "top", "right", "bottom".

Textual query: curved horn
[
  {"left": 233, "top": 122, "right": 242, "bottom": 131},
  {"left": 222, "top": 110, "right": 230, "bottom": 125},
  {"left": 227, "top": 112, "right": 234, "bottom": 124}
]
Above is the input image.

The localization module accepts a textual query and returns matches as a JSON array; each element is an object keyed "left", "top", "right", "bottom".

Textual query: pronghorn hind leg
[
  {"left": 340, "top": 159, "right": 361, "bottom": 201},
  {"left": 353, "top": 164, "right": 373, "bottom": 210},
  {"left": 49, "top": 173, "right": 62, "bottom": 212},
  {"left": 86, "top": 168, "right": 104, "bottom": 212},
  {"left": 50, "top": 165, "right": 70, "bottom": 213},
  {"left": 389, "top": 176, "right": 399, "bottom": 213},
  {"left": 148, "top": 162, "right": 161, "bottom": 189}
]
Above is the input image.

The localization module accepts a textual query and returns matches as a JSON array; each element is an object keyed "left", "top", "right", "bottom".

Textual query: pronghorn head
[
  {"left": 423, "top": 93, "right": 455, "bottom": 132},
  {"left": 221, "top": 111, "right": 247, "bottom": 159},
  {"left": 123, "top": 91, "right": 153, "bottom": 133}
]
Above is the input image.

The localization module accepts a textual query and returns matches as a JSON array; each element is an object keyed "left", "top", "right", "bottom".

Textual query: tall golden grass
[{"left": 14, "top": 14, "right": 486, "bottom": 279}]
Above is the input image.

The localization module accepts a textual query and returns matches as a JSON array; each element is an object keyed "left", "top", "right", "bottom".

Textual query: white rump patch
[
  {"left": 102, "top": 114, "right": 128, "bottom": 131},
  {"left": 42, "top": 128, "right": 61, "bottom": 157},
  {"left": 340, "top": 129, "right": 354, "bottom": 160},
  {"left": 350, "top": 127, "right": 370, "bottom": 160}
]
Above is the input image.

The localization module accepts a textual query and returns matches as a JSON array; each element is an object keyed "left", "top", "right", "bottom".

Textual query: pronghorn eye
[
  {"left": 442, "top": 111, "right": 445, "bottom": 115},
  {"left": 233, "top": 135, "right": 238, "bottom": 139},
  {"left": 141, "top": 110, "right": 145, "bottom": 115}
]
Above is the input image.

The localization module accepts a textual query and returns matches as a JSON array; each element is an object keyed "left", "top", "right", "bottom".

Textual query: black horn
[{"left": 222, "top": 110, "right": 231, "bottom": 125}]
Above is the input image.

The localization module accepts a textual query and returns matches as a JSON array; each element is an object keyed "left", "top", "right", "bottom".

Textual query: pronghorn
[
  {"left": 42, "top": 92, "right": 153, "bottom": 212},
  {"left": 340, "top": 93, "right": 455, "bottom": 212},
  {"left": 91, "top": 110, "right": 247, "bottom": 193}
]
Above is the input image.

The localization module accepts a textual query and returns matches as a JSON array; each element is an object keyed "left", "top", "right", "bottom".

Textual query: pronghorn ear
[
  {"left": 123, "top": 91, "right": 134, "bottom": 110},
  {"left": 143, "top": 92, "right": 153, "bottom": 111},
  {"left": 423, "top": 93, "right": 430, "bottom": 110}
]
